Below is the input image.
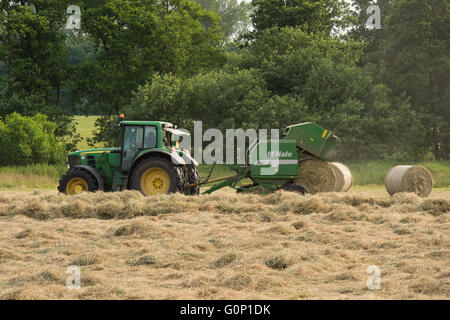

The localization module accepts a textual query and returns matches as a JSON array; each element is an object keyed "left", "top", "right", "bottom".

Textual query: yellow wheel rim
[
  {"left": 66, "top": 178, "right": 89, "bottom": 195},
  {"left": 140, "top": 168, "right": 171, "bottom": 195}
]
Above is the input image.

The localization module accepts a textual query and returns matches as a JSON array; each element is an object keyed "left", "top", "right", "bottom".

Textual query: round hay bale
[
  {"left": 296, "top": 158, "right": 337, "bottom": 194},
  {"left": 331, "top": 162, "right": 353, "bottom": 192},
  {"left": 385, "top": 165, "right": 433, "bottom": 198}
]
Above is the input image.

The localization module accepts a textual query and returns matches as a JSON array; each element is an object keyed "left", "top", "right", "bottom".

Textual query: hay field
[{"left": 0, "top": 189, "right": 448, "bottom": 300}]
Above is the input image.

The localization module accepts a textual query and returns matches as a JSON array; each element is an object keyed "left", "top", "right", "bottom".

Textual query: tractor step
[{"left": 112, "top": 171, "right": 129, "bottom": 192}]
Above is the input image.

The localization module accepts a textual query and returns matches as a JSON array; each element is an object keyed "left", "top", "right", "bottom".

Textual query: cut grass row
[
  {"left": 0, "top": 190, "right": 448, "bottom": 299},
  {"left": 0, "top": 161, "right": 448, "bottom": 190}
]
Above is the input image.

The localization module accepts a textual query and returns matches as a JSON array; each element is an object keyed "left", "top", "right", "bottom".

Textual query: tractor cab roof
[{"left": 121, "top": 121, "right": 174, "bottom": 128}]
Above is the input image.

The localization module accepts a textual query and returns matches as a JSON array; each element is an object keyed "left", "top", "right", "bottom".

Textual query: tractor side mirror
[{"left": 111, "top": 123, "right": 121, "bottom": 128}]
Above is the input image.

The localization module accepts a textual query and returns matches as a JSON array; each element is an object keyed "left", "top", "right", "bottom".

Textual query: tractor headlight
[{"left": 68, "top": 155, "right": 81, "bottom": 169}]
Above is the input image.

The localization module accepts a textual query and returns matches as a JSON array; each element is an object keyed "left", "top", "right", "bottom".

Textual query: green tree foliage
[
  {"left": 238, "top": 27, "right": 422, "bottom": 161},
  {"left": 124, "top": 27, "right": 421, "bottom": 161},
  {"left": 71, "top": 0, "right": 227, "bottom": 147},
  {"left": 381, "top": 0, "right": 449, "bottom": 160},
  {"left": 0, "top": 1, "right": 70, "bottom": 109},
  {"left": 124, "top": 69, "right": 271, "bottom": 131},
  {"left": 70, "top": 0, "right": 225, "bottom": 116},
  {"left": 62, "top": 32, "right": 96, "bottom": 115},
  {"left": 0, "top": 1, "right": 79, "bottom": 153},
  {"left": 350, "top": 0, "right": 449, "bottom": 160},
  {"left": 250, "top": 0, "right": 351, "bottom": 36},
  {"left": 0, "top": 113, "right": 65, "bottom": 165},
  {"left": 193, "top": 0, "right": 252, "bottom": 40},
  {"left": 0, "top": 0, "right": 446, "bottom": 164}
]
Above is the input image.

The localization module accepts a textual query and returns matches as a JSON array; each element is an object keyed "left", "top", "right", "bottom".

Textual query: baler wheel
[{"left": 283, "top": 183, "right": 310, "bottom": 195}]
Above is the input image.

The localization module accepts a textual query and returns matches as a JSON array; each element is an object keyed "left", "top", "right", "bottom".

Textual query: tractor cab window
[
  {"left": 162, "top": 131, "right": 171, "bottom": 148},
  {"left": 144, "top": 126, "right": 157, "bottom": 149},
  {"left": 122, "top": 126, "right": 144, "bottom": 170}
]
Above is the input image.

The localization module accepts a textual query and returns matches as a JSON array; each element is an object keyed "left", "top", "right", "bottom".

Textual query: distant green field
[{"left": 73, "top": 115, "right": 102, "bottom": 150}]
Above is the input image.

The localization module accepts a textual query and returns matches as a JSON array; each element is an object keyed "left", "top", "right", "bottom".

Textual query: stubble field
[{"left": 0, "top": 187, "right": 448, "bottom": 300}]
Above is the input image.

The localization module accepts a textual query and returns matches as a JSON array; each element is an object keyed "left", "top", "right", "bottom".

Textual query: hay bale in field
[
  {"left": 385, "top": 165, "right": 433, "bottom": 198},
  {"left": 296, "top": 158, "right": 337, "bottom": 194},
  {"left": 331, "top": 162, "right": 353, "bottom": 192}
]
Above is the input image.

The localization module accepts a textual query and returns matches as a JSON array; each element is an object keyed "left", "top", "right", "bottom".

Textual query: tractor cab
[{"left": 119, "top": 121, "right": 170, "bottom": 171}]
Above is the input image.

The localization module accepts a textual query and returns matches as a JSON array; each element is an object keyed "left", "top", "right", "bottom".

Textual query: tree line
[{"left": 0, "top": 0, "right": 448, "bottom": 164}]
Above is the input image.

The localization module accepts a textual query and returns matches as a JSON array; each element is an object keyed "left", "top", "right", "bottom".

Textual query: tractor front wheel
[
  {"left": 58, "top": 168, "right": 100, "bottom": 195},
  {"left": 130, "top": 158, "right": 184, "bottom": 196}
]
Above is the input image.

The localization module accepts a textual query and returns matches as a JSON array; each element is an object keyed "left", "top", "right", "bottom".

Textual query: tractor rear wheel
[
  {"left": 58, "top": 168, "right": 100, "bottom": 195},
  {"left": 185, "top": 165, "right": 200, "bottom": 195},
  {"left": 283, "top": 183, "right": 310, "bottom": 195},
  {"left": 130, "top": 157, "right": 184, "bottom": 196}
]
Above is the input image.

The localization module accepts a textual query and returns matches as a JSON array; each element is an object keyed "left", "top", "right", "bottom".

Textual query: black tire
[
  {"left": 130, "top": 157, "right": 184, "bottom": 196},
  {"left": 283, "top": 183, "right": 310, "bottom": 195},
  {"left": 185, "top": 165, "right": 201, "bottom": 195},
  {"left": 176, "top": 166, "right": 186, "bottom": 192},
  {"left": 58, "top": 168, "right": 99, "bottom": 195}
]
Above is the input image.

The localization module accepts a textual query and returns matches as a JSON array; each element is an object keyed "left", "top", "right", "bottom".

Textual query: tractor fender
[
  {"left": 171, "top": 152, "right": 186, "bottom": 166},
  {"left": 182, "top": 152, "right": 199, "bottom": 167},
  {"left": 134, "top": 150, "right": 186, "bottom": 166},
  {"left": 72, "top": 165, "right": 105, "bottom": 191}
]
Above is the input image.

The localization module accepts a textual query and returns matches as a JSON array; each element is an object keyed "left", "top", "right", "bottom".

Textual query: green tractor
[{"left": 59, "top": 119, "right": 200, "bottom": 196}]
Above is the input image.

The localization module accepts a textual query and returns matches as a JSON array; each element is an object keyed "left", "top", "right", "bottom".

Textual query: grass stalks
[
  {"left": 0, "top": 164, "right": 67, "bottom": 189},
  {"left": 0, "top": 189, "right": 448, "bottom": 299}
]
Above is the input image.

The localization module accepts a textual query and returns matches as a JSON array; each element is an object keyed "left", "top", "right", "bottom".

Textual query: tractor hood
[
  {"left": 70, "top": 148, "right": 121, "bottom": 157},
  {"left": 67, "top": 148, "right": 122, "bottom": 170}
]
